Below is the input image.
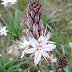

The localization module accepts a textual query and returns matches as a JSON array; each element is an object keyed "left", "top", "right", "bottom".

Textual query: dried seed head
[
  {"left": 56, "top": 56, "right": 68, "bottom": 71},
  {"left": 27, "top": 0, "right": 44, "bottom": 37}
]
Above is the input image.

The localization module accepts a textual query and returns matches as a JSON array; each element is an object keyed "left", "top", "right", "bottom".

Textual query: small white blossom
[
  {"left": 12, "top": 36, "right": 30, "bottom": 49},
  {"left": 8, "top": 49, "right": 12, "bottom": 54},
  {"left": 1, "top": 0, "right": 17, "bottom": 7},
  {"left": 49, "top": 54, "right": 56, "bottom": 63},
  {"left": 69, "top": 42, "right": 72, "bottom": 48},
  {"left": 0, "top": 26, "right": 8, "bottom": 36},
  {"left": 0, "top": 54, "right": 1, "bottom": 57},
  {"left": 38, "top": 32, "right": 55, "bottom": 44},
  {"left": 21, "top": 32, "right": 56, "bottom": 65},
  {"left": 50, "top": 70, "right": 54, "bottom": 72},
  {"left": 9, "top": 58, "right": 12, "bottom": 61}
]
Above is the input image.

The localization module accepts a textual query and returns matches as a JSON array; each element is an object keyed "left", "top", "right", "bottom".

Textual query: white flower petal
[
  {"left": 1, "top": 32, "right": 3, "bottom": 36},
  {"left": 51, "top": 58, "right": 57, "bottom": 63},
  {"left": 34, "top": 50, "right": 41, "bottom": 65},
  {"left": 38, "top": 35, "right": 44, "bottom": 42},
  {"left": 53, "top": 58, "right": 57, "bottom": 62},
  {"left": 40, "top": 32, "right": 51, "bottom": 46},
  {"left": 50, "top": 70, "right": 54, "bottom": 72},
  {"left": 42, "top": 51, "right": 49, "bottom": 58},
  {"left": 49, "top": 54, "right": 53, "bottom": 60},
  {"left": 3, "top": 26, "right": 6, "bottom": 30},
  {"left": 25, "top": 48, "right": 37, "bottom": 54},
  {"left": 48, "top": 41, "right": 55, "bottom": 44},
  {"left": 0, "top": 54, "right": 1, "bottom": 57},
  {"left": 29, "top": 38, "right": 39, "bottom": 48},
  {"left": 4, "top": 32, "right": 7, "bottom": 36},
  {"left": 5, "top": 30, "right": 8, "bottom": 32},
  {"left": 21, "top": 50, "right": 25, "bottom": 58},
  {"left": 42, "top": 44, "right": 56, "bottom": 51}
]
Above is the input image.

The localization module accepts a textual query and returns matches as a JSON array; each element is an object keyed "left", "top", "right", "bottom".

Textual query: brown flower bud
[
  {"left": 27, "top": 16, "right": 33, "bottom": 30},
  {"left": 26, "top": 29, "right": 33, "bottom": 38},
  {"left": 30, "top": 10, "right": 35, "bottom": 18},
  {"left": 38, "top": 19, "right": 44, "bottom": 30},
  {"left": 33, "top": 23, "right": 38, "bottom": 36},
  {"left": 34, "top": 14, "right": 39, "bottom": 23}
]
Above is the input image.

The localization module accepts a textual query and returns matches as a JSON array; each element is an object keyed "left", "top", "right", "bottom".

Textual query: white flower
[
  {"left": 49, "top": 54, "right": 56, "bottom": 63},
  {"left": 1, "top": 0, "right": 17, "bottom": 7},
  {"left": 21, "top": 33, "right": 56, "bottom": 65},
  {"left": 50, "top": 70, "right": 54, "bottom": 72},
  {"left": 69, "top": 42, "right": 72, "bottom": 48},
  {"left": 12, "top": 36, "right": 30, "bottom": 49},
  {"left": 0, "top": 54, "right": 1, "bottom": 57},
  {"left": 0, "top": 26, "right": 8, "bottom": 36},
  {"left": 38, "top": 35, "right": 44, "bottom": 42},
  {"left": 9, "top": 58, "right": 12, "bottom": 61}
]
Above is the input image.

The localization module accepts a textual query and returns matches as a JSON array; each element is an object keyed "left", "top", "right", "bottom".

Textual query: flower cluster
[
  {"left": 16, "top": 32, "right": 56, "bottom": 65},
  {"left": 0, "top": 26, "right": 8, "bottom": 36},
  {"left": 1, "top": 0, "right": 17, "bottom": 7}
]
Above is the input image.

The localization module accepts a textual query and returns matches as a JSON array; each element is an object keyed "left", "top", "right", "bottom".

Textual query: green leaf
[{"left": 46, "top": 23, "right": 54, "bottom": 32}]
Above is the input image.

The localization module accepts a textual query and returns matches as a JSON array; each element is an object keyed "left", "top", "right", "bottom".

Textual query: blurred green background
[{"left": 0, "top": 0, "right": 72, "bottom": 72}]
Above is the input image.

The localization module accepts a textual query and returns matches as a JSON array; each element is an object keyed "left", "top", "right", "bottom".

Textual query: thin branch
[
  {"left": 0, "top": 18, "right": 6, "bottom": 26},
  {"left": 11, "top": 5, "right": 25, "bottom": 15},
  {"left": 45, "top": 62, "right": 49, "bottom": 72}
]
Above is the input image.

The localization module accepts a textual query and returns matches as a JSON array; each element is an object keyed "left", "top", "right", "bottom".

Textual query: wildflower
[
  {"left": 38, "top": 32, "right": 55, "bottom": 44},
  {"left": 49, "top": 54, "right": 56, "bottom": 63},
  {"left": 12, "top": 36, "right": 30, "bottom": 49},
  {"left": 59, "top": 9, "right": 62, "bottom": 11},
  {"left": 4, "top": 49, "right": 12, "bottom": 55},
  {"left": 0, "top": 26, "right": 8, "bottom": 36},
  {"left": 1, "top": 0, "right": 17, "bottom": 7},
  {"left": 50, "top": 70, "right": 54, "bottom": 72},
  {"left": 0, "top": 54, "right": 1, "bottom": 57},
  {"left": 21, "top": 32, "right": 56, "bottom": 65},
  {"left": 9, "top": 58, "right": 12, "bottom": 61},
  {"left": 69, "top": 42, "right": 72, "bottom": 48}
]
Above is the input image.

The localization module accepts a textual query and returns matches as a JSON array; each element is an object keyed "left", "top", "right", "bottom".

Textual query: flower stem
[{"left": 45, "top": 62, "right": 48, "bottom": 72}]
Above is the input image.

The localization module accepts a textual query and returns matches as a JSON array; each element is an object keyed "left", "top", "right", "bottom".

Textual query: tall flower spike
[{"left": 27, "top": 0, "right": 44, "bottom": 37}]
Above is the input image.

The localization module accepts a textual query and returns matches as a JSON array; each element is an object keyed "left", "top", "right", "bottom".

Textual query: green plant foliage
[{"left": 6, "top": 11, "right": 22, "bottom": 38}]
